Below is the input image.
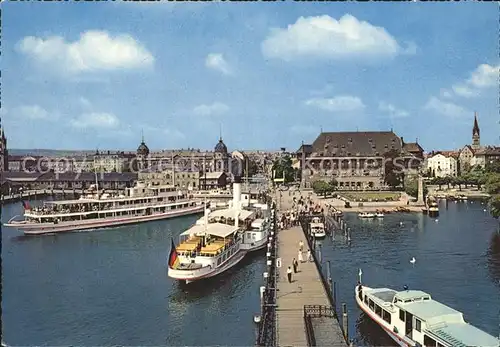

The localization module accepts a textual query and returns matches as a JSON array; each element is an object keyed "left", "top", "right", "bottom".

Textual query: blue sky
[{"left": 2, "top": 2, "right": 499, "bottom": 152}]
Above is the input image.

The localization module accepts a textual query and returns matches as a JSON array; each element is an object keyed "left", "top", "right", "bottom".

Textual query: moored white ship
[
  {"left": 310, "top": 216, "right": 326, "bottom": 239},
  {"left": 4, "top": 183, "right": 204, "bottom": 235},
  {"left": 167, "top": 208, "right": 247, "bottom": 284},
  {"left": 194, "top": 178, "right": 270, "bottom": 252},
  {"left": 355, "top": 270, "right": 500, "bottom": 347}
]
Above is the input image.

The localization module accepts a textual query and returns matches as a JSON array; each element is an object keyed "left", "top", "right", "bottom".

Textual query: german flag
[
  {"left": 21, "top": 201, "right": 31, "bottom": 210},
  {"left": 168, "top": 238, "right": 180, "bottom": 269}
]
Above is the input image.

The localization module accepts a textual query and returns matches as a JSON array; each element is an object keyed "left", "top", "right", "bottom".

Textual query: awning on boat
[{"left": 181, "top": 223, "right": 239, "bottom": 238}]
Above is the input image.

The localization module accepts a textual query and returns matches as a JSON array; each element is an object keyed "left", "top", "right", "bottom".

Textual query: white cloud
[
  {"left": 205, "top": 53, "right": 232, "bottom": 75},
  {"left": 261, "top": 14, "right": 414, "bottom": 61},
  {"left": 79, "top": 97, "right": 92, "bottom": 109},
  {"left": 305, "top": 95, "right": 365, "bottom": 112},
  {"left": 378, "top": 101, "right": 409, "bottom": 118},
  {"left": 423, "top": 97, "right": 470, "bottom": 118},
  {"left": 17, "top": 30, "right": 154, "bottom": 74},
  {"left": 467, "top": 63, "right": 498, "bottom": 88},
  {"left": 70, "top": 112, "right": 120, "bottom": 129},
  {"left": 16, "top": 105, "right": 57, "bottom": 120},
  {"left": 446, "top": 63, "right": 499, "bottom": 98},
  {"left": 193, "top": 102, "right": 229, "bottom": 116}
]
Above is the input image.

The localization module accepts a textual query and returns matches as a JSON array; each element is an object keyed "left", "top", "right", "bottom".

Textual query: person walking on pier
[
  {"left": 292, "top": 258, "right": 298, "bottom": 273},
  {"left": 307, "top": 249, "right": 313, "bottom": 262},
  {"left": 298, "top": 249, "right": 304, "bottom": 263},
  {"left": 299, "top": 240, "right": 304, "bottom": 252},
  {"left": 287, "top": 266, "right": 293, "bottom": 283}
]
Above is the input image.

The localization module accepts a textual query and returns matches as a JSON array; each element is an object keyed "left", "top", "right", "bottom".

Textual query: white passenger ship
[
  {"left": 167, "top": 178, "right": 271, "bottom": 283},
  {"left": 355, "top": 271, "right": 500, "bottom": 347},
  {"left": 4, "top": 183, "right": 204, "bottom": 235},
  {"left": 310, "top": 216, "right": 326, "bottom": 239}
]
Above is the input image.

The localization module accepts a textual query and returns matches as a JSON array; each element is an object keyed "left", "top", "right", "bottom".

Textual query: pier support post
[
  {"left": 327, "top": 261, "right": 333, "bottom": 299},
  {"left": 333, "top": 281, "right": 337, "bottom": 309},
  {"left": 342, "top": 303, "right": 349, "bottom": 342}
]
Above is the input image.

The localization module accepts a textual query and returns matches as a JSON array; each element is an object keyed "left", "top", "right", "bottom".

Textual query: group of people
[{"left": 286, "top": 240, "right": 314, "bottom": 283}]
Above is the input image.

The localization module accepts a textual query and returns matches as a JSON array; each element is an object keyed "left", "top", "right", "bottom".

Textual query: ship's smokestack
[{"left": 233, "top": 176, "right": 242, "bottom": 211}]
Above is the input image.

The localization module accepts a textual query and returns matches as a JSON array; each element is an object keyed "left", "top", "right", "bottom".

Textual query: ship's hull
[
  {"left": 355, "top": 286, "right": 414, "bottom": 347},
  {"left": 168, "top": 249, "right": 247, "bottom": 284},
  {"left": 4, "top": 205, "right": 204, "bottom": 235}
]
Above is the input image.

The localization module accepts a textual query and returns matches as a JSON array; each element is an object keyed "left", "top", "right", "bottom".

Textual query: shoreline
[{"left": 336, "top": 205, "right": 424, "bottom": 213}]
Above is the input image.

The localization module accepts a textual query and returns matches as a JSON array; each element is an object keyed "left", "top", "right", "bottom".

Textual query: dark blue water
[
  {"left": 1, "top": 199, "right": 266, "bottom": 346},
  {"left": 2, "top": 198, "right": 499, "bottom": 346},
  {"left": 317, "top": 199, "right": 500, "bottom": 346}
]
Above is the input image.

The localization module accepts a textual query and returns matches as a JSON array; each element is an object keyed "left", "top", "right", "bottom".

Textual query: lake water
[
  {"left": 2, "top": 198, "right": 499, "bottom": 346},
  {"left": 317, "top": 199, "right": 500, "bottom": 346}
]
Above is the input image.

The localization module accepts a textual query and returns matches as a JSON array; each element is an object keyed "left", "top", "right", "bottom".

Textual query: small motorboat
[{"left": 359, "top": 212, "right": 375, "bottom": 218}]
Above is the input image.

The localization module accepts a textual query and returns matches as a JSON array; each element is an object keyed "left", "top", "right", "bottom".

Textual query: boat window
[
  {"left": 374, "top": 305, "right": 382, "bottom": 317},
  {"left": 368, "top": 299, "right": 375, "bottom": 311},
  {"left": 382, "top": 310, "right": 391, "bottom": 324},
  {"left": 364, "top": 296, "right": 368, "bottom": 304},
  {"left": 423, "top": 335, "right": 437, "bottom": 347},
  {"left": 414, "top": 318, "right": 421, "bottom": 332},
  {"left": 399, "top": 309, "right": 405, "bottom": 322},
  {"left": 436, "top": 343, "right": 444, "bottom": 347}
]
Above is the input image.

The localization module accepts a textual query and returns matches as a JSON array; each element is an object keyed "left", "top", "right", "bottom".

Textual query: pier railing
[
  {"left": 304, "top": 305, "right": 337, "bottom": 347},
  {"left": 256, "top": 201, "right": 277, "bottom": 347}
]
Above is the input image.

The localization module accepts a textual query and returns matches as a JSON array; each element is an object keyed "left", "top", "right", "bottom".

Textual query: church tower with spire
[
  {"left": 472, "top": 112, "right": 480, "bottom": 150},
  {"left": 0, "top": 117, "right": 8, "bottom": 172}
]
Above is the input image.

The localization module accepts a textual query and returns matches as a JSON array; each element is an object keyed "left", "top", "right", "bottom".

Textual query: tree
[
  {"left": 272, "top": 155, "right": 295, "bottom": 183},
  {"left": 312, "top": 180, "right": 334, "bottom": 198},
  {"left": 405, "top": 178, "right": 428, "bottom": 199},
  {"left": 486, "top": 159, "right": 500, "bottom": 174},
  {"left": 383, "top": 149, "right": 404, "bottom": 189},
  {"left": 244, "top": 158, "right": 259, "bottom": 177},
  {"left": 485, "top": 173, "right": 500, "bottom": 219}
]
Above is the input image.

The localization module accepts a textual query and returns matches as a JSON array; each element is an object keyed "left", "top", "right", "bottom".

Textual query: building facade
[
  {"left": 297, "top": 131, "right": 424, "bottom": 189},
  {"left": 473, "top": 146, "right": 500, "bottom": 168},
  {"left": 458, "top": 145, "right": 475, "bottom": 174},
  {"left": 426, "top": 153, "right": 458, "bottom": 177}
]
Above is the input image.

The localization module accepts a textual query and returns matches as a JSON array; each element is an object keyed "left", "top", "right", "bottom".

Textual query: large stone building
[
  {"left": 296, "top": 131, "right": 424, "bottom": 189},
  {"left": 0, "top": 117, "right": 8, "bottom": 172}
]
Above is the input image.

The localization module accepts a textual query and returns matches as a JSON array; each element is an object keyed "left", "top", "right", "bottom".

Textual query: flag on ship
[
  {"left": 168, "top": 238, "right": 180, "bottom": 269},
  {"left": 21, "top": 201, "right": 31, "bottom": 210}
]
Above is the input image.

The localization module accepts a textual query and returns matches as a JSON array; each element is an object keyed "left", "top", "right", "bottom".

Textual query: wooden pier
[{"left": 275, "top": 190, "right": 347, "bottom": 347}]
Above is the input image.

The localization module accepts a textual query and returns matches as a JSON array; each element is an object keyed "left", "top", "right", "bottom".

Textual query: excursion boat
[
  {"left": 167, "top": 210, "right": 247, "bottom": 284},
  {"left": 194, "top": 179, "right": 271, "bottom": 252},
  {"left": 310, "top": 216, "right": 326, "bottom": 239},
  {"left": 359, "top": 212, "right": 375, "bottom": 218},
  {"left": 355, "top": 272, "right": 500, "bottom": 347},
  {"left": 4, "top": 183, "right": 204, "bottom": 235},
  {"left": 167, "top": 178, "right": 271, "bottom": 283}
]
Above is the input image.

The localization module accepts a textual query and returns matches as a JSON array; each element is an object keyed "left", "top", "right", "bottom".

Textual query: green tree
[
  {"left": 244, "top": 158, "right": 259, "bottom": 177},
  {"left": 405, "top": 178, "right": 428, "bottom": 199},
  {"left": 383, "top": 149, "right": 404, "bottom": 189},
  {"left": 272, "top": 155, "right": 295, "bottom": 183},
  {"left": 489, "top": 194, "right": 500, "bottom": 219},
  {"left": 312, "top": 180, "right": 334, "bottom": 198},
  {"left": 485, "top": 159, "right": 500, "bottom": 174},
  {"left": 485, "top": 173, "right": 500, "bottom": 219}
]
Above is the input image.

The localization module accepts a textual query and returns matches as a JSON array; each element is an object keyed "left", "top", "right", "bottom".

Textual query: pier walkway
[{"left": 275, "top": 190, "right": 347, "bottom": 347}]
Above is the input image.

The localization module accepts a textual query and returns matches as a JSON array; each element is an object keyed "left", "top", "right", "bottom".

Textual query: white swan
[{"left": 410, "top": 257, "right": 416, "bottom": 265}]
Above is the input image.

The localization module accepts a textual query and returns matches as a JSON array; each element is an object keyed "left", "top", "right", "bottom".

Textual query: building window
[{"left": 415, "top": 318, "right": 421, "bottom": 332}]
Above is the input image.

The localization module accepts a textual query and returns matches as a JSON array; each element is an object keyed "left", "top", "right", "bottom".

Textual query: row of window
[{"left": 364, "top": 296, "right": 391, "bottom": 324}]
